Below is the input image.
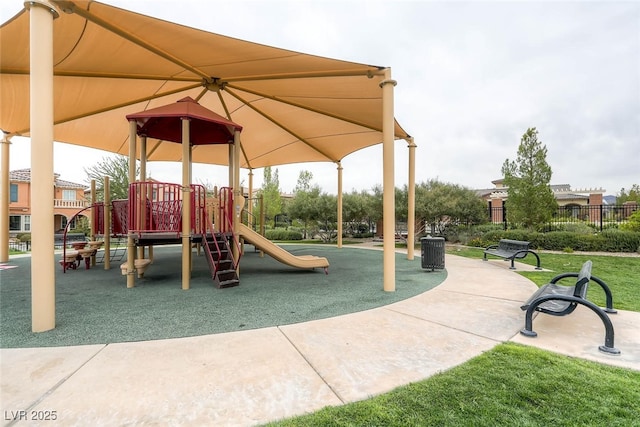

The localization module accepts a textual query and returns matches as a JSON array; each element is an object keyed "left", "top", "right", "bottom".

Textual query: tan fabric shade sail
[{"left": 0, "top": 0, "right": 410, "bottom": 169}]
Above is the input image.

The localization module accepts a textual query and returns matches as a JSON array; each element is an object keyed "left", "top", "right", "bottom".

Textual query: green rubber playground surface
[{"left": 0, "top": 244, "right": 446, "bottom": 348}]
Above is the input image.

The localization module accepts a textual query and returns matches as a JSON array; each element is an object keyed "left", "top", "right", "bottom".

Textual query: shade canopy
[
  {"left": 0, "top": 0, "right": 410, "bottom": 169},
  {"left": 126, "top": 97, "right": 242, "bottom": 145}
]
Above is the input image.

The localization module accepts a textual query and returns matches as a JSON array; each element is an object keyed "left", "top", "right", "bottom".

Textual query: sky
[{"left": 2, "top": 0, "right": 639, "bottom": 196}]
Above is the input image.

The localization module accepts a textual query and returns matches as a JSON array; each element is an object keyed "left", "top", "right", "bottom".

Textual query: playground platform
[{"left": 1, "top": 244, "right": 638, "bottom": 426}]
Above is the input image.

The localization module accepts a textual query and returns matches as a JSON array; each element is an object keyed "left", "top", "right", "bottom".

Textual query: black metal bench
[
  {"left": 520, "top": 260, "right": 619, "bottom": 354},
  {"left": 483, "top": 239, "right": 541, "bottom": 270}
]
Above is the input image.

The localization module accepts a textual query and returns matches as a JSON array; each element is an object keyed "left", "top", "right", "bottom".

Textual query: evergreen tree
[
  {"left": 260, "top": 166, "right": 282, "bottom": 227},
  {"left": 501, "top": 128, "right": 557, "bottom": 229},
  {"left": 617, "top": 184, "right": 640, "bottom": 204}
]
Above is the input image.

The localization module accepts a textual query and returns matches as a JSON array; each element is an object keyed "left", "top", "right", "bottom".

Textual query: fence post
[
  {"left": 503, "top": 204, "right": 508, "bottom": 230},
  {"left": 600, "top": 204, "right": 604, "bottom": 232}
]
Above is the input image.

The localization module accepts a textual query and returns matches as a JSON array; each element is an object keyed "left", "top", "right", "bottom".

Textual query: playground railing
[{"left": 126, "top": 181, "right": 207, "bottom": 236}]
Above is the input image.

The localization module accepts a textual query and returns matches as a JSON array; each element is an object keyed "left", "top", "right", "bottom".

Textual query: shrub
[
  {"left": 467, "top": 237, "right": 492, "bottom": 248},
  {"left": 620, "top": 210, "right": 640, "bottom": 232},
  {"left": 264, "top": 229, "right": 303, "bottom": 241},
  {"left": 352, "top": 232, "right": 374, "bottom": 238},
  {"left": 558, "top": 223, "right": 596, "bottom": 234},
  {"left": 598, "top": 229, "right": 640, "bottom": 252},
  {"left": 17, "top": 233, "right": 31, "bottom": 242},
  {"left": 469, "top": 226, "right": 640, "bottom": 253},
  {"left": 473, "top": 223, "right": 506, "bottom": 233}
]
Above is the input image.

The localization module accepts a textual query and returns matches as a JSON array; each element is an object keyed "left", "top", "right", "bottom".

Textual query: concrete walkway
[{"left": 1, "top": 254, "right": 638, "bottom": 426}]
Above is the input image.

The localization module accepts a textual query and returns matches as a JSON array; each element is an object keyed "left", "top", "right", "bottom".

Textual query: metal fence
[
  {"left": 9, "top": 240, "right": 30, "bottom": 252},
  {"left": 489, "top": 204, "right": 638, "bottom": 232}
]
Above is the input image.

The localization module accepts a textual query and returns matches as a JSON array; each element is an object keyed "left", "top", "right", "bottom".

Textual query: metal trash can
[{"left": 421, "top": 236, "right": 445, "bottom": 271}]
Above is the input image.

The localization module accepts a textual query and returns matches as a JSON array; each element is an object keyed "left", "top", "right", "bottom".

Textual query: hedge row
[
  {"left": 264, "top": 229, "right": 303, "bottom": 241},
  {"left": 468, "top": 229, "right": 640, "bottom": 253}
]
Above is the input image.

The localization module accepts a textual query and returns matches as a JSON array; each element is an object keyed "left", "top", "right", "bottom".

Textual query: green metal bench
[
  {"left": 483, "top": 238, "right": 541, "bottom": 270},
  {"left": 520, "top": 260, "right": 619, "bottom": 354}
]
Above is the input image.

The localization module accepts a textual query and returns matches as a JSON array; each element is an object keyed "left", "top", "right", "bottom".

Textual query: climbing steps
[{"left": 203, "top": 232, "right": 239, "bottom": 288}]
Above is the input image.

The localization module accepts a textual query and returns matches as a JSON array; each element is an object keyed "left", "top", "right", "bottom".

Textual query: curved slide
[{"left": 237, "top": 224, "right": 329, "bottom": 271}]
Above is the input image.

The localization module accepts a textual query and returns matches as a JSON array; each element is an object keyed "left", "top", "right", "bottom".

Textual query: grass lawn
[
  {"left": 263, "top": 250, "right": 640, "bottom": 426},
  {"left": 449, "top": 246, "right": 640, "bottom": 311}
]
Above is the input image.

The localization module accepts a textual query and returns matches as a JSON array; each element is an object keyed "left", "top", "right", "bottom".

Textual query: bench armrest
[
  {"left": 588, "top": 275, "right": 617, "bottom": 313},
  {"left": 484, "top": 245, "right": 498, "bottom": 250},
  {"left": 549, "top": 272, "right": 579, "bottom": 284}
]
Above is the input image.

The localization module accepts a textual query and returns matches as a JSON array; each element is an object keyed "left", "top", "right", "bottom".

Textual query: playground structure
[
  {"left": 57, "top": 96, "right": 328, "bottom": 288},
  {"left": 80, "top": 180, "right": 328, "bottom": 288}
]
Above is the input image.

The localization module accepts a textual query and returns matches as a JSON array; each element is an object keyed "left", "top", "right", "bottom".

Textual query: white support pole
[
  {"left": 228, "top": 143, "right": 234, "bottom": 190},
  {"left": 104, "top": 176, "right": 111, "bottom": 270},
  {"left": 232, "top": 131, "right": 241, "bottom": 263},
  {"left": 0, "top": 135, "right": 10, "bottom": 263},
  {"left": 337, "top": 162, "right": 343, "bottom": 248},
  {"left": 28, "top": 0, "right": 59, "bottom": 332},
  {"left": 407, "top": 138, "right": 417, "bottom": 260},
  {"left": 248, "top": 168, "right": 254, "bottom": 224},
  {"left": 126, "top": 120, "right": 137, "bottom": 288},
  {"left": 181, "top": 118, "right": 192, "bottom": 290},
  {"left": 90, "top": 179, "right": 97, "bottom": 267},
  {"left": 380, "top": 69, "right": 397, "bottom": 292},
  {"left": 138, "top": 136, "right": 147, "bottom": 260}
]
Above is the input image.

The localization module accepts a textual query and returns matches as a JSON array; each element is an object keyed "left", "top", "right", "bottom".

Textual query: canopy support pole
[
  {"left": 228, "top": 143, "right": 234, "bottom": 189},
  {"left": 29, "top": 0, "right": 58, "bottom": 332},
  {"left": 248, "top": 169, "right": 254, "bottom": 224},
  {"left": 407, "top": 137, "right": 416, "bottom": 260},
  {"left": 181, "top": 118, "right": 191, "bottom": 290},
  {"left": 337, "top": 162, "right": 343, "bottom": 248},
  {"left": 138, "top": 136, "right": 147, "bottom": 261},
  {"left": 0, "top": 135, "right": 10, "bottom": 263},
  {"left": 126, "top": 119, "right": 137, "bottom": 288},
  {"left": 232, "top": 131, "right": 241, "bottom": 264},
  {"left": 104, "top": 176, "right": 111, "bottom": 270},
  {"left": 381, "top": 69, "right": 397, "bottom": 292}
]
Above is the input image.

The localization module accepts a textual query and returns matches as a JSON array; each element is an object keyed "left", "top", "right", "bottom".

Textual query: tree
[
  {"left": 286, "top": 171, "right": 339, "bottom": 241},
  {"left": 342, "top": 190, "right": 375, "bottom": 235},
  {"left": 315, "top": 193, "right": 338, "bottom": 242},
  {"left": 617, "top": 184, "right": 640, "bottom": 204},
  {"left": 259, "top": 166, "right": 283, "bottom": 227},
  {"left": 501, "top": 127, "right": 557, "bottom": 229},
  {"left": 414, "top": 179, "right": 487, "bottom": 235},
  {"left": 84, "top": 155, "right": 139, "bottom": 201},
  {"left": 294, "top": 170, "right": 314, "bottom": 193},
  {"left": 286, "top": 185, "right": 321, "bottom": 239},
  {"left": 369, "top": 185, "right": 384, "bottom": 227}
]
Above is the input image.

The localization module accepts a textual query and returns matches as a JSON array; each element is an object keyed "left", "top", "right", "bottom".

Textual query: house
[
  {"left": 8, "top": 169, "right": 89, "bottom": 236},
  {"left": 476, "top": 179, "right": 606, "bottom": 224}
]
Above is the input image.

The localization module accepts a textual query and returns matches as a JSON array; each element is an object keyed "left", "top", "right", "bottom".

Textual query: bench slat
[{"left": 520, "top": 283, "right": 576, "bottom": 312}]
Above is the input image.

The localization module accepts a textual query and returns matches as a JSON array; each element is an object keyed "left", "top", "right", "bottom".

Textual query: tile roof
[{"left": 9, "top": 168, "right": 87, "bottom": 189}]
